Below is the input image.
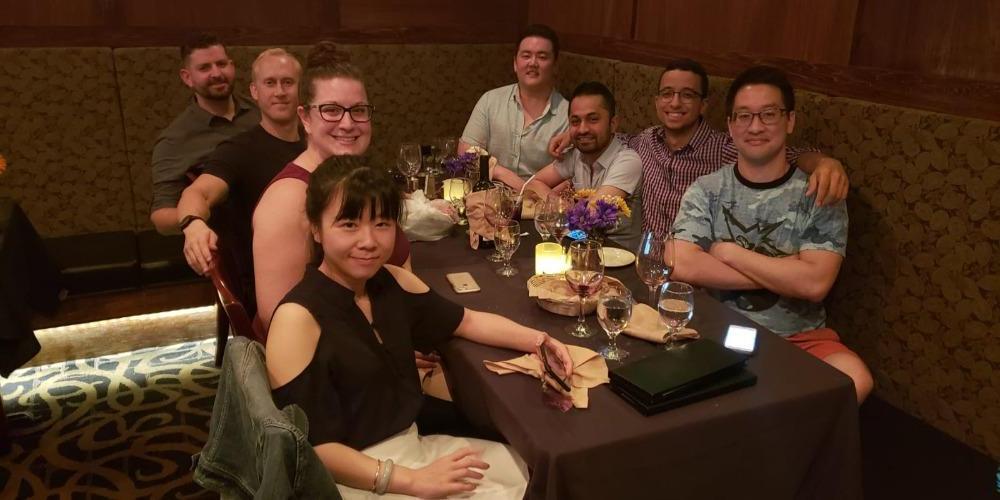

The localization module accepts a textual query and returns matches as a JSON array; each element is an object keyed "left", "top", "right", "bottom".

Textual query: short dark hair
[
  {"left": 180, "top": 33, "right": 225, "bottom": 66},
  {"left": 570, "top": 81, "right": 616, "bottom": 117},
  {"left": 306, "top": 156, "right": 402, "bottom": 228},
  {"left": 659, "top": 58, "right": 709, "bottom": 98},
  {"left": 725, "top": 65, "right": 795, "bottom": 118},
  {"left": 516, "top": 24, "right": 560, "bottom": 59}
]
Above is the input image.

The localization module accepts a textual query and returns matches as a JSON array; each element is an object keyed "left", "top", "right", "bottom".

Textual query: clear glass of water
[
  {"left": 657, "top": 281, "right": 694, "bottom": 349},
  {"left": 597, "top": 284, "right": 632, "bottom": 361}
]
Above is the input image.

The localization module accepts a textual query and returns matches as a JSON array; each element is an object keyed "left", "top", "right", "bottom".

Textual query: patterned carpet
[{"left": 0, "top": 339, "right": 219, "bottom": 499}]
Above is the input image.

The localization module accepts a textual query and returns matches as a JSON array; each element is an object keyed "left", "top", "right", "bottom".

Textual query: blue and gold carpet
[{"left": 0, "top": 339, "right": 219, "bottom": 499}]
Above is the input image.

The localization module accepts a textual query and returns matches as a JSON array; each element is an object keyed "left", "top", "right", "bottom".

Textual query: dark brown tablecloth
[
  {"left": 410, "top": 230, "right": 861, "bottom": 500},
  {"left": 0, "top": 198, "right": 62, "bottom": 377}
]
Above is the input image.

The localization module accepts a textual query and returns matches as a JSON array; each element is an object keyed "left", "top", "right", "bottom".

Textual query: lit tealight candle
[
  {"left": 535, "top": 242, "right": 569, "bottom": 275},
  {"left": 442, "top": 178, "right": 466, "bottom": 202}
]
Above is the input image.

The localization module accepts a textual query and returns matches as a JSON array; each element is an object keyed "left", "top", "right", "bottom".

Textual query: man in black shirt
[{"left": 178, "top": 48, "right": 304, "bottom": 275}]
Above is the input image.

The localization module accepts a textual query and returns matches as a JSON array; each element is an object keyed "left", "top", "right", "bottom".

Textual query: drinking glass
[
  {"left": 597, "top": 284, "right": 632, "bottom": 361},
  {"left": 533, "top": 199, "right": 556, "bottom": 242},
  {"left": 449, "top": 177, "right": 471, "bottom": 226},
  {"left": 545, "top": 194, "right": 572, "bottom": 242},
  {"left": 657, "top": 281, "right": 694, "bottom": 349},
  {"left": 486, "top": 183, "right": 516, "bottom": 262},
  {"left": 495, "top": 221, "right": 521, "bottom": 277},
  {"left": 635, "top": 231, "right": 670, "bottom": 305},
  {"left": 564, "top": 239, "right": 604, "bottom": 338},
  {"left": 398, "top": 143, "right": 421, "bottom": 192}
]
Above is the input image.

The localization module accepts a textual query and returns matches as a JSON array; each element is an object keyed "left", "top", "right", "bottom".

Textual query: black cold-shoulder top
[{"left": 270, "top": 266, "right": 465, "bottom": 449}]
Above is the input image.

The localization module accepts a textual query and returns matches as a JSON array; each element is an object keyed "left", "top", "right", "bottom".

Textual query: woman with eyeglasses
[
  {"left": 253, "top": 42, "right": 411, "bottom": 331},
  {"left": 266, "top": 160, "right": 573, "bottom": 498}
]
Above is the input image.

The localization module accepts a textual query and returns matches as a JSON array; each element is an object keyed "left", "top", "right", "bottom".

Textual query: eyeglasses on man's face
[
  {"left": 306, "top": 103, "right": 374, "bottom": 123},
  {"left": 729, "top": 108, "right": 788, "bottom": 128},
  {"left": 656, "top": 88, "right": 703, "bottom": 104}
]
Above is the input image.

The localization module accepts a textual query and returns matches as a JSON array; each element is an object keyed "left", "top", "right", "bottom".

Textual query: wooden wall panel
[
  {"left": 851, "top": 0, "right": 1000, "bottom": 82},
  {"left": 633, "top": 0, "right": 859, "bottom": 65},
  {"left": 526, "top": 0, "right": 634, "bottom": 40},
  {"left": 339, "top": 0, "right": 525, "bottom": 36},
  {"left": 0, "top": 0, "right": 108, "bottom": 26}
]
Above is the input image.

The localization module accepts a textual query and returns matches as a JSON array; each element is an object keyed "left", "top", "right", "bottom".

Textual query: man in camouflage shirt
[{"left": 672, "top": 66, "right": 872, "bottom": 404}]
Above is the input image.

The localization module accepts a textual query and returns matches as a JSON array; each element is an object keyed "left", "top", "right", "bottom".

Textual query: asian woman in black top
[{"left": 266, "top": 157, "right": 574, "bottom": 499}]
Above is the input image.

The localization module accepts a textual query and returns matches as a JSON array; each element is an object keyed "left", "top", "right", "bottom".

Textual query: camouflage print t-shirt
[{"left": 673, "top": 163, "right": 848, "bottom": 336}]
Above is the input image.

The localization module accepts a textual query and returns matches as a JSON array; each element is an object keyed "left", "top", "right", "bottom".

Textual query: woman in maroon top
[{"left": 253, "top": 42, "right": 410, "bottom": 330}]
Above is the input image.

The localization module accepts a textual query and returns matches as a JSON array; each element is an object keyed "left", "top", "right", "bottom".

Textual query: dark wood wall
[{"left": 1, "top": 0, "right": 997, "bottom": 120}]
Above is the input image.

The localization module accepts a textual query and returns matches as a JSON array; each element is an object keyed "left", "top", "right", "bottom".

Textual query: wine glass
[
  {"left": 445, "top": 177, "right": 471, "bottom": 226},
  {"left": 657, "top": 281, "right": 694, "bottom": 349},
  {"left": 635, "top": 231, "right": 670, "bottom": 305},
  {"left": 565, "top": 239, "right": 604, "bottom": 338},
  {"left": 597, "top": 284, "right": 632, "bottom": 361},
  {"left": 398, "top": 143, "right": 421, "bottom": 192},
  {"left": 545, "top": 194, "right": 572, "bottom": 242},
  {"left": 534, "top": 199, "right": 555, "bottom": 242},
  {"left": 495, "top": 221, "right": 521, "bottom": 277},
  {"left": 486, "top": 183, "right": 516, "bottom": 263}
]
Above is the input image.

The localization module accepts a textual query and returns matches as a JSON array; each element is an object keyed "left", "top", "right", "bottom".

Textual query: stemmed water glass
[
  {"left": 657, "top": 281, "right": 694, "bottom": 349},
  {"left": 446, "top": 177, "right": 471, "bottom": 226},
  {"left": 565, "top": 239, "right": 605, "bottom": 338},
  {"left": 545, "top": 194, "right": 572, "bottom": 243},
  {"left": 495, "top": 221, "right": 521, "bottom": 277},
  {"left": 398, "top": 143, "right": 421, "bottom": 192},
  {"left": 635, "top": 231, "right": 673, "bottom": 305},
  {"left": 597, "top": 284, "right": 632, "bottom": 361},
  {"left": 486, "top": 183, "right": 516, "bottom": 263},
  {"left": 533, "top": 197, "right": 556, "bottom": 242}
]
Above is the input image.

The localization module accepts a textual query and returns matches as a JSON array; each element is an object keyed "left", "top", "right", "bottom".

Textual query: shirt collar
[
  {"left": 187, "top": 93, "right": 255, "bottom": 126},
  {"left": 511, "top": 84, "right": 562, "bottom": 117},
  {"left": 306, "top": 265, "right": 388, "bottom": 306},
  {"left": 592, "top": 136, "right": 623, "bottom": 171},
  {"left": 655, "top": 117, "right": 713, "bottom": 152}
]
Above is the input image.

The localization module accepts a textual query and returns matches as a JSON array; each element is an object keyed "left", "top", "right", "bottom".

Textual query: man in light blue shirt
[
  {"left": 460, "top": 24, "right": 568, "bottom": 191},
  {"left": 525, "top": 81, "right": 642, "bottom": 250}
]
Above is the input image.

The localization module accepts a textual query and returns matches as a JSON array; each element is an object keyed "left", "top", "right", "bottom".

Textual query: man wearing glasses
[
  {"left": 550, "top": 58, "right": 849, "bottom": 239},
  {"left": 671, "top": 66, "right": 873, "bottom": 405},
  {"left": 150, "top": 33, "right": 259, "bottom": 234}
]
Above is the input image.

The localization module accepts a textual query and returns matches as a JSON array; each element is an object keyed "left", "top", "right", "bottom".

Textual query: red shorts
[{"left": 787, "top": 328, "right": 854, "bottom": 360}]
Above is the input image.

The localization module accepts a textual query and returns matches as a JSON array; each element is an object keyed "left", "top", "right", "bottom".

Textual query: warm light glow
[
  {"left": 535, "top": 242, "right": 569, "bottom": 274},
  {"left": 442, "top": 178, "right": 468, "bottom": 202},
  {"left": 35, "top": 305, "right": 215, "bottom": 338}
]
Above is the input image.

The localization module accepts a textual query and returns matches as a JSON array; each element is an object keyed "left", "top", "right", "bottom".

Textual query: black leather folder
[{"left": 610, "top": 339, "right": 756, "bottom": 414}]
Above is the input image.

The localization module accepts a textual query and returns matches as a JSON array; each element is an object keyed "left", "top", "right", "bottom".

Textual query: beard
[{"left": 194, "top": 78, "right": 233, "bottom": 101}]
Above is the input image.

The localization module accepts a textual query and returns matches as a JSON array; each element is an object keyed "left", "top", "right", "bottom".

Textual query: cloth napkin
[
  {"left": 623, "top": 303, "right": 700, "bottom": 343},
  {"left": 465, "top": 189, "right": 497, "bottom": 249},
  {"left": 483, "top": 345, "right": 609, "bottom": 408}
]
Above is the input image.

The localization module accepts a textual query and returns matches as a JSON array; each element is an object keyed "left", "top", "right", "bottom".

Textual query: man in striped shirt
[{"left": 550, "top": 58, "right": 848, "bottom": 238}]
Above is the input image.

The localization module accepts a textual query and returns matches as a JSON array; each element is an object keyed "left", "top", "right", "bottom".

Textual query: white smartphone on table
[{"left": 724, "top": 325, "right": 758, "bottom": 355}]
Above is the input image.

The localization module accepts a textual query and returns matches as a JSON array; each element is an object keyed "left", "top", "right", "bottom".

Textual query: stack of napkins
[{"left": 484, "top": 345, "right": 609, "bottom": 408}]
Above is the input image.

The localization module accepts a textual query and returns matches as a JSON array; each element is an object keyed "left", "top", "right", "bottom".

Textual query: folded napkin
[
  {"left": 484, "top": 345, "right": 609, "bottom": 408},
  {"left": 624, "top": 303, "right": 700, "bottom": 343},
  {"left": 465, "top": 189, "right": 497, "bottom": 249}
]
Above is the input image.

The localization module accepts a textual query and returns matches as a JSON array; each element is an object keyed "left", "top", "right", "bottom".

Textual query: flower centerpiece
[
  {"left": 565, "top": 188, "right": 631, "bottom": 242},
  {"left": 442, "top": 151, "right": 478, "bottom": 178}
]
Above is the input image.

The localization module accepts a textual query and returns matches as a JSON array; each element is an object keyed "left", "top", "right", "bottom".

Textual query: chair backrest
[{"left": 208, "top": 248, "right": 261, "bottom": 344}]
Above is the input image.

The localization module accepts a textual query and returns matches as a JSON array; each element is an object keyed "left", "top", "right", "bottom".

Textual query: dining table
[{"left": 409, "top": 229, "right": 861, "bottom": 500}]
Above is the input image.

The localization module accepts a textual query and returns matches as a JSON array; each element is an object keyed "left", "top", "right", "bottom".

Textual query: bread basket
[{"left": 527, "top": 274, "right": 625, "bottom": 317}]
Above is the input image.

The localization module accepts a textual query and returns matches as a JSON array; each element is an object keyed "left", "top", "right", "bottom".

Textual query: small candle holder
[{"left": 534, "top": 242, "right": 569, "bottom": 275}]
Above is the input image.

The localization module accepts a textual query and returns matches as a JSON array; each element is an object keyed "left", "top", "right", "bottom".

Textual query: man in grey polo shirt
[
  {"left": 525, "top": 81, "right": 642, "bottom": 250},
  {"left": 460, "top": 24, "right": 568, "bottom": 191},
  {"left": 149, "top": 33, "right": 259, "bottom": 234}
]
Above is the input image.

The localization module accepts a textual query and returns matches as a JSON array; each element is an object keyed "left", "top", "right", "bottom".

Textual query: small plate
[{"left": 601, "top": 247, "right": 636, "bottom": 267}]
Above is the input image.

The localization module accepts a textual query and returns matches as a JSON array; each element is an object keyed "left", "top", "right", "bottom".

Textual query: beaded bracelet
[{"left": 375, "top": 459, "right": 394, "bottom": 495}]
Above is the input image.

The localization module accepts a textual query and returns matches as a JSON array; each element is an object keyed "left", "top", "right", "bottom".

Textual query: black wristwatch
[{"left": 179, "top": 215, "right": 205, "bottom": 231}]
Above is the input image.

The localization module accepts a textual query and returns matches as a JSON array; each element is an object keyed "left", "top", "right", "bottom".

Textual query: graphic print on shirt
[{"left": 720, "top": 204, "right": 786, "bottom": 312}]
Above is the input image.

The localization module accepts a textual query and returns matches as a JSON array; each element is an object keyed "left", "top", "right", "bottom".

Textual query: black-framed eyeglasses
[
  {"left": 730, "top": 108, "right": 788, "bottom": 127},
  {"left": 656, "top": 88, "right": 703, "bottom": 103},
  {"left": 305, "top": 103, "right": 374, "bottom": 123}
]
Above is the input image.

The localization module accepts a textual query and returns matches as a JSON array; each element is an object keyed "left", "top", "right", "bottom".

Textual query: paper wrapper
[
  {"left": 466, "top": 189, "right": 497, "bottom": 249},
  {"left": 484, "top": 345, "right": 609, "bottom": 408},
  {"left": 623, "top": 303, "right": 699, "bottom": 343}
]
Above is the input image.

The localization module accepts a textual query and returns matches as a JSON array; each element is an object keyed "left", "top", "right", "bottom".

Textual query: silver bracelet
[
  {"left": 371, "top": 459, "right": 382, "bottom": 493},
  {"left": 375, "top": 459, "right": 394, "bottom": 495}
]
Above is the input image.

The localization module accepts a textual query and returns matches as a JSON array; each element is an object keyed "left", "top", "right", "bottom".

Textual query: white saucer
[{"left": 601, "top": 247, "right": 636, "bottom": 267}]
